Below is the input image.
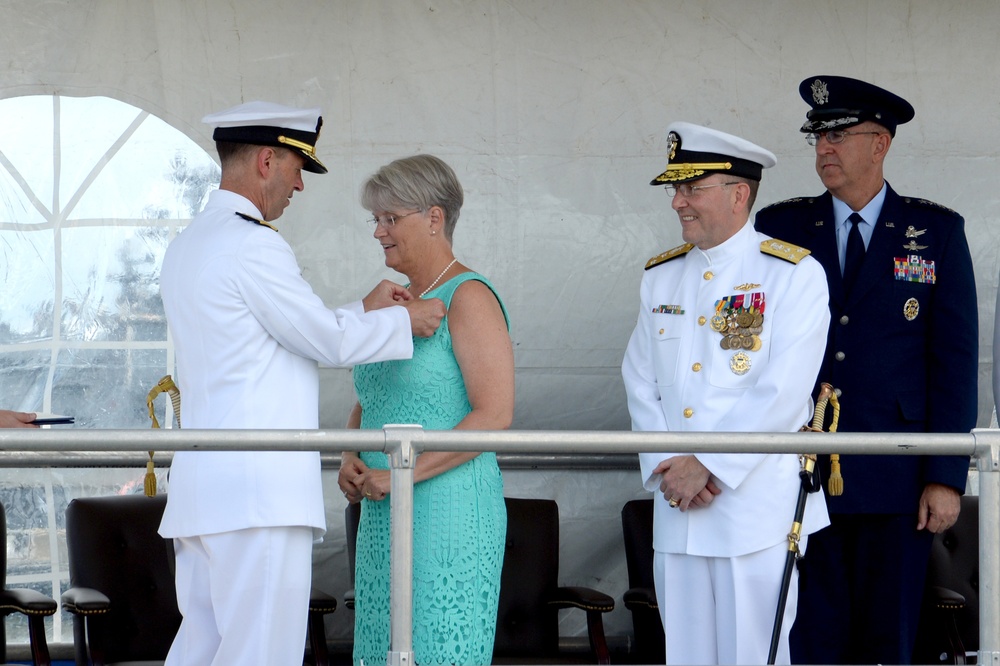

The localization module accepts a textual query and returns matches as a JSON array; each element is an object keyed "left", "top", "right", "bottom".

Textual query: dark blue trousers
[{"left": 790, "top": 514, "right": 934, "bottom": 665}]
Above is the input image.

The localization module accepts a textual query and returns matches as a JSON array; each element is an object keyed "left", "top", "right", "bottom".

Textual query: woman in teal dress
[{"left": 338, "top": 154, "right": 514, "bottom": 666}]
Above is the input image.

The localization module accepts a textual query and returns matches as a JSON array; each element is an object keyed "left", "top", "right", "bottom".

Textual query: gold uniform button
[
  {"left": 659, "top": 328, "right": 665, "bottom": 335},
  {"left": 703, "top": 271, "right": 714, "bottom": 281},
  {"left": 698, "top": 316, "right": 706, "bottom": 326},
  {"left": 683, "top": 408, "right": 694, "bottom": 418},
  {"left": 692, "top": 363, "right": 702, "bottom": 372}
]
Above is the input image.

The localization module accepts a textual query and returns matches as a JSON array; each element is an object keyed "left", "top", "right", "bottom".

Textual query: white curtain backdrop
[{"left": 0, "top": 0, "right": 996, "bottom": 648}]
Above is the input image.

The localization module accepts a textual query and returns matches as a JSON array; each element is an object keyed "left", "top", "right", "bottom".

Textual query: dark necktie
[{"left": 843, "top": 213, "right": 866, "bottom": 292}]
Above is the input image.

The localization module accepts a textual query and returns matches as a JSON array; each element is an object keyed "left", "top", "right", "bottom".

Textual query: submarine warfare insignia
[
  {"left": 713, "top": 292, "right": 765, "bottom": 372},
  {"left": 903, "top": 297, "right": 920, "bottom": 321}
]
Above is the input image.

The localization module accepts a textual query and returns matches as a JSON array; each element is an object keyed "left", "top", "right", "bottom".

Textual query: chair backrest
[
  {"left": 65, "top": 494, "right": 181, "bottom": 663},
  {"left": 620, "top": 498, "right": 665, "bottom": 664},
  {"left": 345, "top": 501, "right": 361, "bottom": 588},
  {"left": 621, "top": 499, "right": 654, "bottom": 591},
  {"left": 920, "top": 494, "right": 980, "bottom": 658},
  {"left": 493, "top": 497, "right": 560, "bottom": 659}
]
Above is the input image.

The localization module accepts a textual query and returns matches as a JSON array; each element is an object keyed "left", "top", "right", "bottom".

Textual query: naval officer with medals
[
  {"left": 755, "top": 76, "right": 977, "bottom": 665},
  {"left": 622, "top": 121, "right": 830, "bottom": 665},
  {"left": 159, "top": 102, "right": 445, "bottom": 665}
]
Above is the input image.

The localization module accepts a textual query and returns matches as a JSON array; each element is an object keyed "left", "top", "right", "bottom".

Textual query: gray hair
[
  {"left": 360, "top": 154, "right": 464, "bottom": 241},
  {"left": 732, "top": 175, "right": 760, "bottom": 212}
]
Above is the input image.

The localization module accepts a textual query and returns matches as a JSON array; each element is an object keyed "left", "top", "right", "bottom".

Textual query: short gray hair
[
  {"left": 731, "top": 175, "right": 760, "bottom": 212},
  {"left": 360, "top": 154, "right": 464, "bottom": 240}
]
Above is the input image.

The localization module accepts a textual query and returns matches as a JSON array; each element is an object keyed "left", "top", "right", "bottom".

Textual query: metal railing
[{"left": 0, "top": 426, "right": 996, "bottom": 666}]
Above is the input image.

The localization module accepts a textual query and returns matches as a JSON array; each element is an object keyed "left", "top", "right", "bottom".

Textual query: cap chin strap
[{"left": 278, "top": 135, "right": 318, "bottom": 158}]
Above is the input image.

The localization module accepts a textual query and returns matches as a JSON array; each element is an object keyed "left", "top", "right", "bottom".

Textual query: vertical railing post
[
  {"left": 976, "top": 428, "right": 1000, "bottom": 665},
  {"left": 384, "top": 425, "right": 422, "bottom": 666}
]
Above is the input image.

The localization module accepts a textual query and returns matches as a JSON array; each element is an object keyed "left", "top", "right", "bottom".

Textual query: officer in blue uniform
[{"left": 755, "top": 75, "right": 977, "bottom": 664}]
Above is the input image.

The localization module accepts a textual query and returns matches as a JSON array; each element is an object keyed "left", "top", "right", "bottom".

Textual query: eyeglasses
[
  {"left": 663, "top": 182, "right": 740, "bottom": 198},
  {"left": 805, "top": 130, "right": 882, "bottom": 146},
  {"left": 366, "top": 210, "right": 423, "bottom": 229}
]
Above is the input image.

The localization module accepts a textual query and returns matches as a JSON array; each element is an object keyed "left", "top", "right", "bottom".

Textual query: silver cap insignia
[{"left": 811, "top": 79, "right": 830, "bottom": 105}]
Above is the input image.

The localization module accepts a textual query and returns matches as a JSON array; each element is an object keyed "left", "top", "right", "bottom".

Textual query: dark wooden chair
[
  {"left": 0, "top": 501, "right": 57, "bottom": 666},
  {"left": 493, "top": 497, "right": 614, "bottom": 664},
  {"left": 61, "top": 494, "right": 336, "bottom": 666}
]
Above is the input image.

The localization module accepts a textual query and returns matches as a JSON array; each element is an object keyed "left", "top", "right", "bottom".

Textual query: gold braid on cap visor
[
  {"left": 278, "top": 135, "right": 318, "bottom": 158},
  {"left": 655, "top": 161, "right": 734, "bottom": 183}
]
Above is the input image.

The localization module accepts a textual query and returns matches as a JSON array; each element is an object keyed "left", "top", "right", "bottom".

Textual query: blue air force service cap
[
  {"left": 649, "top": 121, "right": 776, "bottom": 186},
  {"left": 203, "top": 101, "right": 328, "bottom": 174},
  {"left": 799, "top": 76, "right": 915, "bottom": 137}
]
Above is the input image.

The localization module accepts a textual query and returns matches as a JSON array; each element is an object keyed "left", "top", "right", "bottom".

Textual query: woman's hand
[
  {"left": 338, "top": 452, "right": 369, "bottom": 504},
  {"left": 357, "top": 468, "right": 391, "bottom": 502}
]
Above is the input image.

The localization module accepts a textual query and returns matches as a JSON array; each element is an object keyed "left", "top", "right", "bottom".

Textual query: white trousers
[
  {"left": 653, "top": 537, "right": 805, "bottom": 666},
  {"left": 165, "top": 526, "right": 313, "bottom": 666}
]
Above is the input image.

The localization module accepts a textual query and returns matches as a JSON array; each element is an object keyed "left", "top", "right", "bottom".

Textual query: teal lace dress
[{"left": 352, "top": 272, "right": 508, "bottom": 666}]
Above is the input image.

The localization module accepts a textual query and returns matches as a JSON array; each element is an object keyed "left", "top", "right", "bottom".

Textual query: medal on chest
[{"left": 712, "top": 292, "right": 765, "bottom": 375}]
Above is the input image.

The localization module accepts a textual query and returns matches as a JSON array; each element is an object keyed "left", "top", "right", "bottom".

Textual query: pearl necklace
[{"left": 419, "top": 258, "right": 457, "bottom": 298}]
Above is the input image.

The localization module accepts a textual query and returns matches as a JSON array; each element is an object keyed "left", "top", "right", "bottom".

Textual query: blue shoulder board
[
  {"left": 901, "top": 197, "right": 961, "bottom": 218},
  {"left": 758, "top": 197, "right": 817, "bottom": 213}
]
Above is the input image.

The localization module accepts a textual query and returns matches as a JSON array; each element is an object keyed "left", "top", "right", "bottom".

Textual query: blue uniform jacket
[{"left": 754, "top": 184, "right": 976, "bottom": 514}]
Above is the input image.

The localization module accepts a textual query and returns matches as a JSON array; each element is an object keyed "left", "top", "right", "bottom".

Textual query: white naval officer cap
[
  {"left": 650, "top": 121, "right": 776, "bottom": 186},
  {"left": 203, "top": 101, "right": 328, "bottom": 174}
]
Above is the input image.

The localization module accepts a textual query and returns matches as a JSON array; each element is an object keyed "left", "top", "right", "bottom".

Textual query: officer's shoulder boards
[
  {"left": 760, "top": 238, "right": 811, "bottom": 264},
  {"left": 645, "top": 243, "right": 694, "bottom": 270},
  {"left": 236, "top": 211, "right": 279, "bottom": 232},
  {"left": 902, "top": 197, "right": 961, "bottom": 218},
  {"left": 759, "top": 197, "right": 814, "bottom": 212}
]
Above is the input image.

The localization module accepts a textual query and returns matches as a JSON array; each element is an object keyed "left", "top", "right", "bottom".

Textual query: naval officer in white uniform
[
  {"left": 622, "top": 122, "right": 830, "bottom": 665},
  {"left": 159, "top": 101, "right": 446, "bottom": 666}
]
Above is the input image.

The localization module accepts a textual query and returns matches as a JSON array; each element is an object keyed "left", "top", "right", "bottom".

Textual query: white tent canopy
[{"left": 0, "top": 0, "right": 996, "bottom": 651}]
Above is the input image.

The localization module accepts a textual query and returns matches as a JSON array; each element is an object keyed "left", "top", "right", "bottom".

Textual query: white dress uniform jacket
[
  {"left": 623, "top": 222, "right": 830, "bottom": 557},
  {"left": 159, "top": 189, "right": 414, "bottom": 540}
]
